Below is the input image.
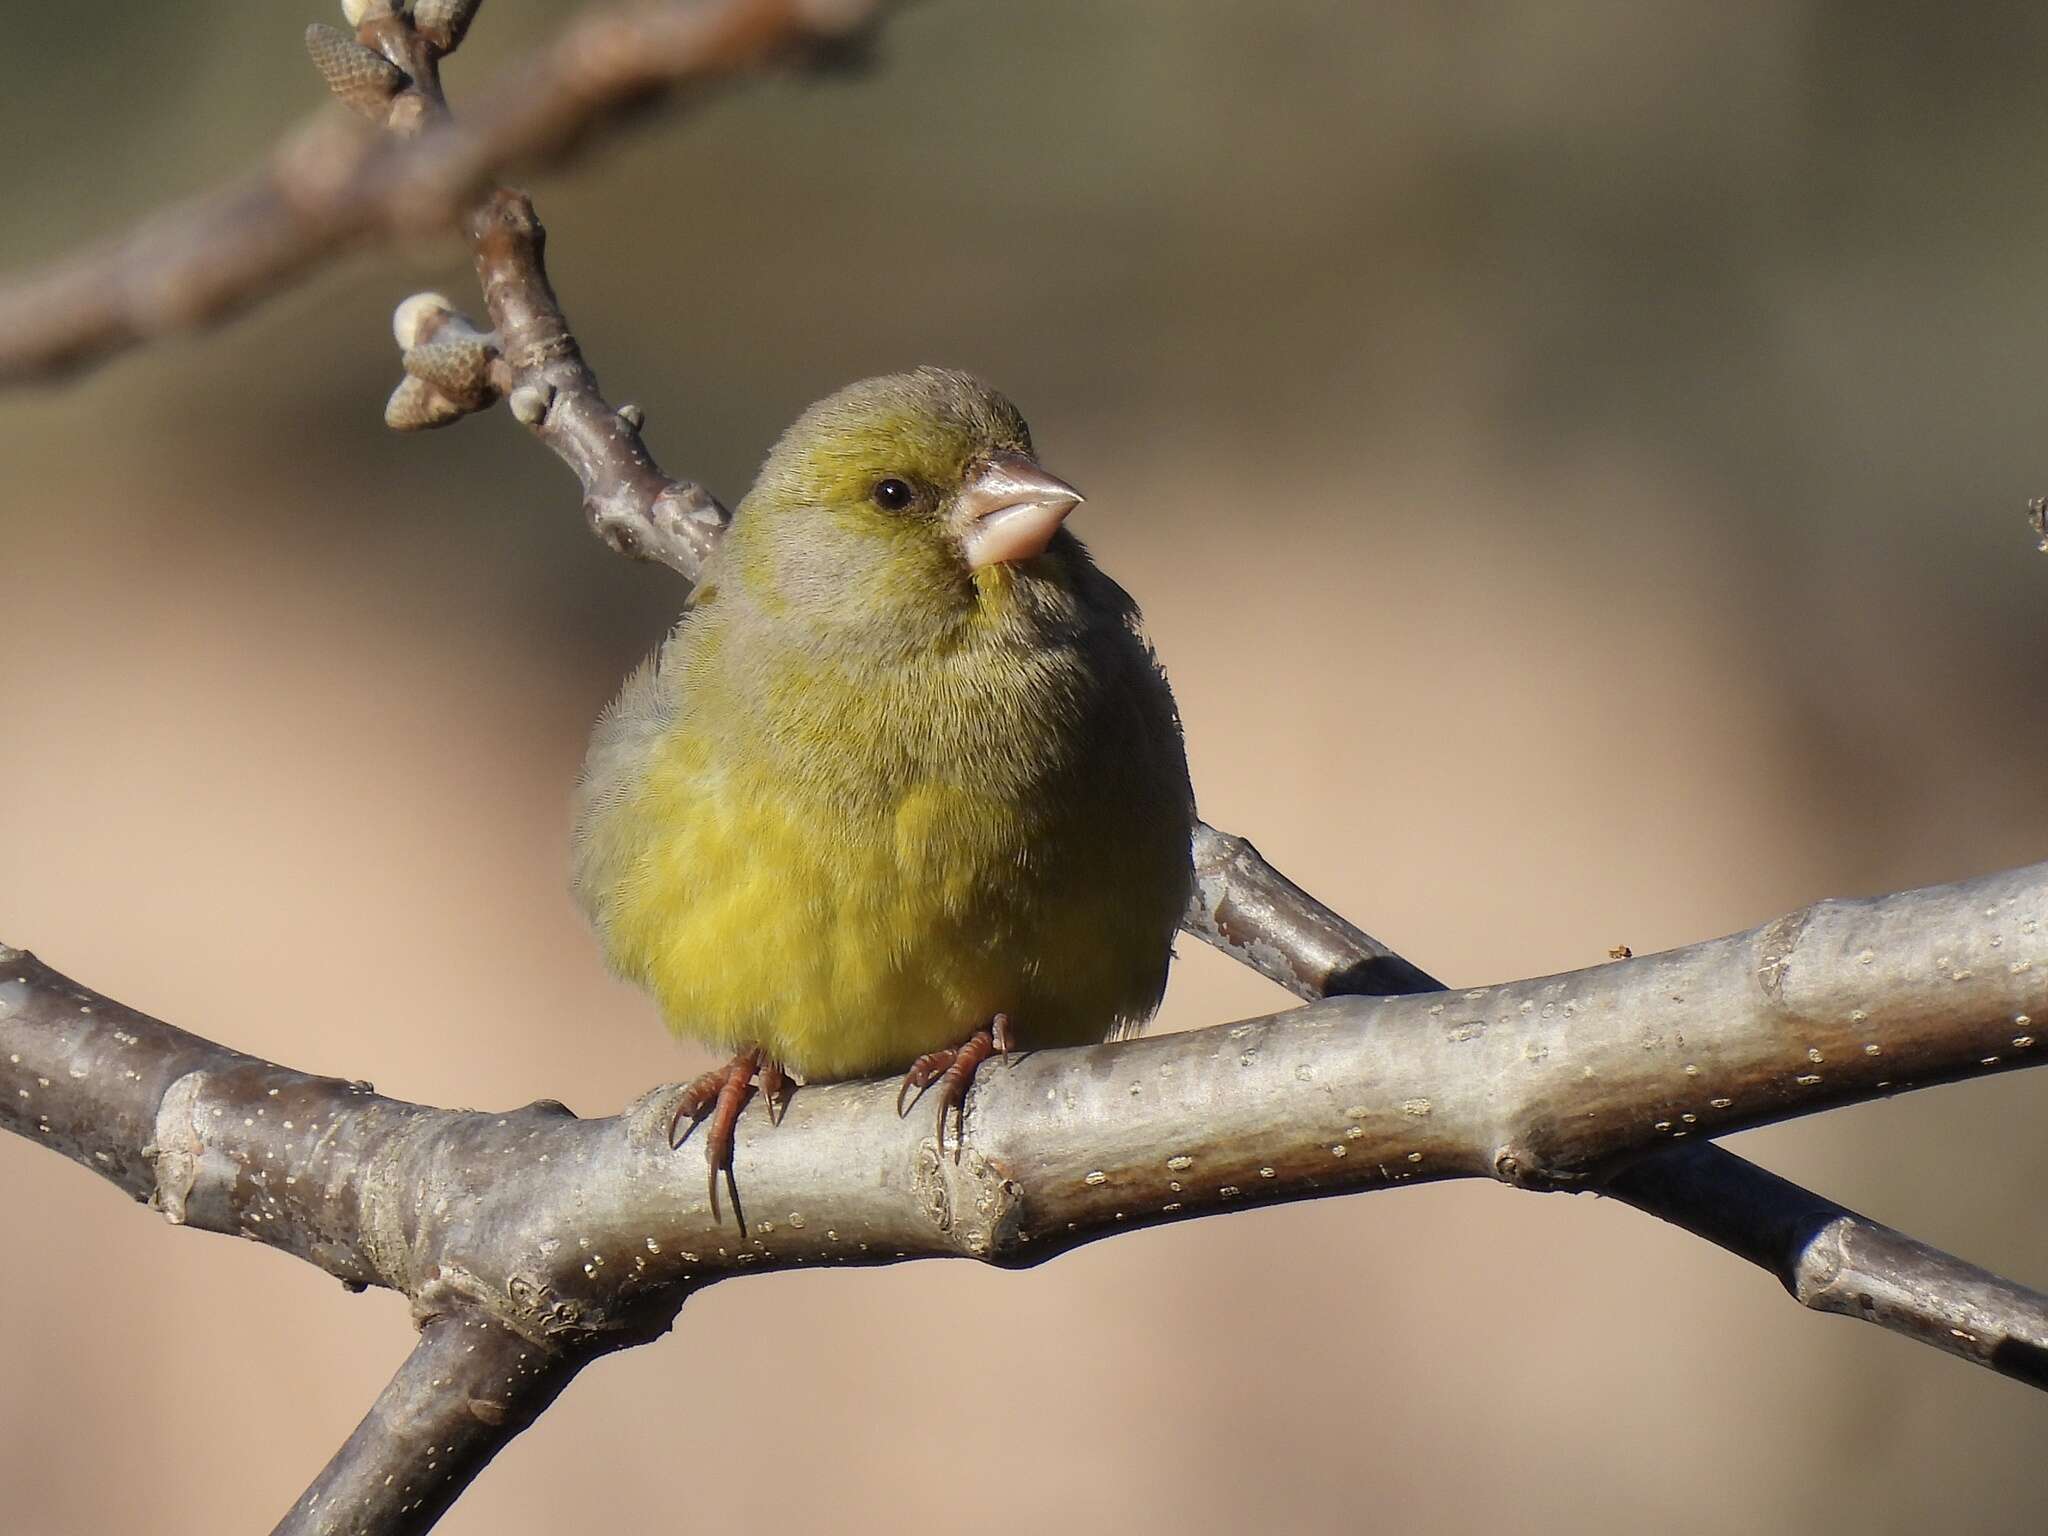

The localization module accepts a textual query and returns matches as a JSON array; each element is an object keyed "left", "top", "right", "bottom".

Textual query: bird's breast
[{"left": 576, "top": 599, "right": 1191, "bottom": 1080}]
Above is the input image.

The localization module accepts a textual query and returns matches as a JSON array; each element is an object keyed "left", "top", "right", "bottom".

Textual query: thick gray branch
[
  {"left": 10, "top": 829, "right": 2048, "bottom": 1536},
  {"left": 1189, "top": 834, "right": 2048, "bottom": 1389},
  {"left": 6, "top": 858, "right": 2046, "bottom": 1319},
  {"left": 273, "top": 1314, "right": 597, "bottom": 1536}
]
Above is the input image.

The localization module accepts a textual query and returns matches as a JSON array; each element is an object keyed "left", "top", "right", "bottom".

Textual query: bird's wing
[
  {"left": 580, "top": 646, "right": 674, "bottom": 791},
  {"left": 568, "top": 627, "right": 686, "bottom": 926}
]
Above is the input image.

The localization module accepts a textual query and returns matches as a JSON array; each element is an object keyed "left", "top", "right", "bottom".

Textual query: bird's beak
[{"left": 955, "top": 451, "right": 1084, "bottom": 570}]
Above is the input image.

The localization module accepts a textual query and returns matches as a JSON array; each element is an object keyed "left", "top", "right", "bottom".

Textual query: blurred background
[{"left": 5, "top": 2, "right": 2048, "bottom": 1531}]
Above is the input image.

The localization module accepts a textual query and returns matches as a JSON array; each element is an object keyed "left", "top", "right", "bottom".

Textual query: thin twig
[
  {"left": 463, "top": 189, "right": 727, "bottom": 573},
  {"left": 354, "top": 7, "right": 728, "bottom": 576},
  {"left": 0, "top": 0, "right": 894, "bottom": 385}
]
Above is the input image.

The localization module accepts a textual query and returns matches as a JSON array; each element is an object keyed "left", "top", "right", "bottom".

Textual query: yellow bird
[{"left": 571, "top": 368, "right": 1195, "bottom": 1202}]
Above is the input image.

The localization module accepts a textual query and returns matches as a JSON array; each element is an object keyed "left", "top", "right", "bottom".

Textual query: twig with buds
[
  {"left": 0, "top": 0, "right": 890, "bottom": 386},
  {"left": 305, "top": 1, "right": 730, "bottom": 577}
]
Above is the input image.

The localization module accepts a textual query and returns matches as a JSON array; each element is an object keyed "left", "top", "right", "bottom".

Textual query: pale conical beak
[{"left": 954, "top": 451, "right": 1084, "bottom": 570}]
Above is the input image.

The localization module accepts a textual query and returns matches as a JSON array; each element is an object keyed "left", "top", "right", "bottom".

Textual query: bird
[{"left": 570, "top": 367, "right": 1195, "bottom": 1215}]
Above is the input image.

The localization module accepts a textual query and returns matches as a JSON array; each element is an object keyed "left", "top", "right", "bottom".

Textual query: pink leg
[
  {"left": 896, "top": 1014, "right": 1016, "bottom": 1157},
  {"left": 668, "top": 1047, "right": 792, "bottom": 1221}
]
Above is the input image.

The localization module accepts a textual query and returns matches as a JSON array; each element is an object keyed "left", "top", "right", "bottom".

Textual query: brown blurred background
[{"left": 6, "top": 2, "right": 2048, "bottom": 1531}]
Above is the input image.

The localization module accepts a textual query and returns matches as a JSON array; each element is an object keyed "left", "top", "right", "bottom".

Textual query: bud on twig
[
  {"left": 415, "top": 0, "right": 486, "bottom": 52},
  {"left": 305, "top": 24, "right": 406, "bottom": 119},
  {"left": 508, "top": 382, "right": 557, "bottom": 425},
  {"left": 404, "top": 331, "right": 495, "bottom": 399},
  {"left": 385, "top": 292, "right": 499, "bottom": 431},
  {"left": 384, "top": 373, "right": 469, "bottom": 432},
  {"left": 390, "top": 291, "right": 459, "bottom": 350}
]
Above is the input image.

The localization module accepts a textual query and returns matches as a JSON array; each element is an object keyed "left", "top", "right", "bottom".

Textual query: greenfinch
[{"left": 571, "top": 368, "right": 1194, "bottom": 1206}]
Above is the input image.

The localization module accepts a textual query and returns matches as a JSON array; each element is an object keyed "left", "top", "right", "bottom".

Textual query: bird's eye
[{"left": 872, "top": 477, "right": 915, "bottom": 511}]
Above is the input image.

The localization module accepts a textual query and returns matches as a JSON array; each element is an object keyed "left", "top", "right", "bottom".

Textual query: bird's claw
[
  {"left": 897, "top": 1045, "right": 954, "bottom": 1118},
  {"left": 666, "top": 1066, "right": 727, "bottom": 1150},
  {"left": 896, "top": 1016, "right": 1012, "bottom": 1160},
  {"left": 668, "top": 1047, "right": 789, "bottom": 1229},
  {"left": 761, "top": 1057, "right": 792, "bottom": 1127}
]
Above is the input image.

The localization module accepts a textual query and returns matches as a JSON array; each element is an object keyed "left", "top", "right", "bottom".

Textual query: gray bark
[
  {"left": 6, "top": 854, "right": 2044, "bottom": 1323},
  {"left": 0, "top": 0, "right": 894, "bottom": 384}
]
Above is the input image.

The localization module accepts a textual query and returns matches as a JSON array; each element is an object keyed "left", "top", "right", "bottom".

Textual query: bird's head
[{"left": 722, "top": 368, "right": 1089, "bottom": 642}]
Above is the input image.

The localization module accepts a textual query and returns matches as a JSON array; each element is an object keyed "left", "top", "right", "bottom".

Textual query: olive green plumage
[{"left": 571, "top": 367, "right": 1195, "bottom": 1082}]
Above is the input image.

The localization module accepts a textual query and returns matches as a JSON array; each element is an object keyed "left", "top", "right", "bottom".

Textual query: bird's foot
[
  {"left": 896, "top": 1013, "right": 1015, "bottom": 1158},
  {"left": 668, "top": 1048, "right": 792, "bottom": 1224}
]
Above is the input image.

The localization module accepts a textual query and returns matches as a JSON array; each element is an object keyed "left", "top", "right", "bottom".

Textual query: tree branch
[
  {"left": 0, "top": 0, "right": 893, "bottom": 386},
  {"left": 6, "top": 854, "right": 2046, "bottom": 1291},
  {"left": 349, "top": 4, "right": 730, "bottom": 577},
  {"left": 461, "top": 188, "right": 727, "bottom": 575},
  {"left": 380, "top": 29, "right": 2048, "bottom": 1396},
  {"left": 1604, "top": 1141, "right": 2048, "bottom": 1388},
  {"left": 275, "top": 1315, "right": 596, "bottom": 1536},
  {"left": 11, "top": 854, "right": 2048, "bottom": 1525},
  {"left": 1187, "top": 834, "right": 2048, "bottom": 1390},
  {"left": 1186, "top": 822, "right": 1447, "bottom": 998}
]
